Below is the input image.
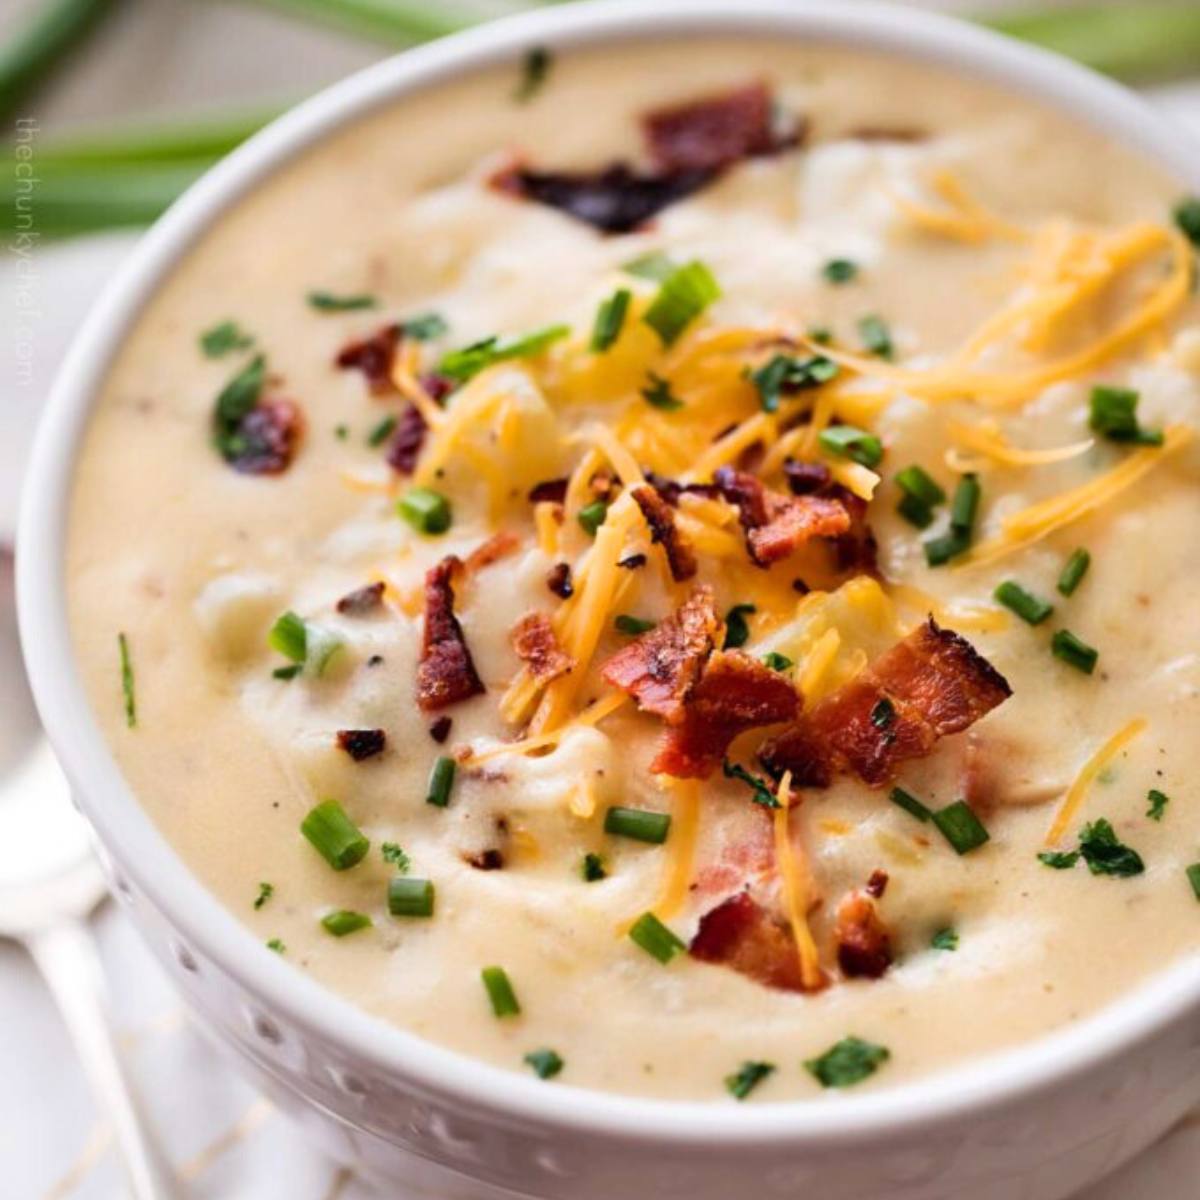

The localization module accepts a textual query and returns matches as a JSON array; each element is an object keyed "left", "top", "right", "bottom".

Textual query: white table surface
[{"left": 4, "top": 3, "right": 1200, "bottom": 1197}]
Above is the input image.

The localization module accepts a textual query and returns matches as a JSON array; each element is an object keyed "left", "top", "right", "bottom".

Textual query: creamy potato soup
[{"left": 68, "top": 40, "right": 1200, "bottom": 1101}]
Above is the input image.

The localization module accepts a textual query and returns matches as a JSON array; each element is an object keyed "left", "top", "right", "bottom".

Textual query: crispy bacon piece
[
  {"left": 528, "top": 477, "right": 568, "bottom": 504},
  {"left": 650, "top": 651, "right": 798, "bottom": 778},
  {"left": 223, "top": 398, "right": 304, "bottom": 475},
  {"left": 336, "top": 324, "right": 401, "bottom": 393},
  {"left": 464, "top": 848, "right": 504, "bottom": 871},
  {"left": 865, "top": 869, "right": 889, "bottom": 899},
  {"left": 464, "top": 530, "right": 520, "bottom": 574},
  {"left": 416, "top": 556, "right": 485, "bottom": 711},
  {"left": 510, "top": 613, "right": 573, "bottom": 685},
  {"left": 834, "top": 890, "right": 893, "bottom": 979},
  {"left": 713, "top": 467, "right": 850, "bottom": 566},
  {"left": 428, "top": 715, "right": 452, "bottom": 743},
  {"left": 336, "top": 729, "right": 386, "bottom": 762},
  {"left": 760, "top": 618, "right": 1011, "bottom": 788},
  {"left": 385, "top": 403, "right": 427, "bottom": 474},
  {"left": 600, "top": 586, "right": 719, "bottom": 720},
  {"left": 336, "top": 580, "right": 385, "bottom": 616},
  {"left": 689, "top": 892, "right": 807, "bottom": 992},
  {"left": 546, "top": 562, "right": 573, "bottom": 599},
  {"left": 782, "top": 459, "right": 832, "bottom": 495},
  {"left": 631, "top": 484, "right": 697, "bottom": 582}
]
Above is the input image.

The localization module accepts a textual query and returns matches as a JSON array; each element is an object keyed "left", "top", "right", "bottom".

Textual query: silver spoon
[{"left": 0, "top": 550, "right": 176, "bottom": 1199}]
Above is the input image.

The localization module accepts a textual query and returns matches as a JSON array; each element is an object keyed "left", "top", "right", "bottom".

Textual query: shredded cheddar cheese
[
  {"left": 1045, "top": 717, "right": 1148, "bottom": 845},
  {"left": 653, "top": 778, "right": 701, "bottom": 920},
  {"left": 773, "top": 772, "right": 823, "bottom": 990}
]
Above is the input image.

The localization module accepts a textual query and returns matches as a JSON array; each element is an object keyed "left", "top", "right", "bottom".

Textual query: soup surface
[{"left": 67, "top": 38, "right": 1200, "bottom": 1101}]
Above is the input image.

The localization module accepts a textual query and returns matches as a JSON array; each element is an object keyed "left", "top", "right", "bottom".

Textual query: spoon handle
[{"left": 28, "top": 918, "right": 178, "bottom": 1200}]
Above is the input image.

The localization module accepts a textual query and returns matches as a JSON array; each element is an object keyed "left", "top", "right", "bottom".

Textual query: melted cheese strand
[
  {"left": 392, "top": 341, "right": 448, "bottom": 429},
  {"left": 888, "top": 169, "right": 1027, "bottom": 245},
  {"left": 946, "top": 419, "right": 1095, "bottom": 468},
  {"left": 684, "top": 412, "right": 777, "bottom": 483},
  {"left": 1045, "top": 717, "right": 1148, "bottom": 845},
  {"left": 653, "top": 778, "right": 701, "bottom": 920},
  {"left": 773, "top": 772, "right": 823, "bottom": 991},
  {"left": 465, "top": 691, "right": 628, "bottom": 764}
]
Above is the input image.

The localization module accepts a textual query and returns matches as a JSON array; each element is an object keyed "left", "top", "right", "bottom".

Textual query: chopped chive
[
  {"left": 581, "top": 852, "right": 607, "bottom": 882},
  {"left": 931, "top": 927, "right": 958, "bottom": 951},
  {"left": 1052, "top": 629, "right": 1099, "bottom": 674},
  {"left": 805, "top": 1036, "right": 890, "bottom": 1088},
  {"left": 266, "top": 938, "right": 286, "bottom": 954},
  {"left": 253, "top": 882, "right": 274, "bottom": 910},
  {"left": 749, "top": 354, "right": 838, "bottom": 413},
  {"left": 306, "top": 626, "right": 344, "bottom": 678},
  {"left": 334, "top": 424, "right": 349, "bottom": 440},
  {"left": 301, "top": 800, "right": 370, "bottom": 871},
  {"left": 1187, "top": 863, "right": 1200, "bottom": 900},
  {"left": 1038, "top": 849, "right": 1080, "bottom": 869},
  {"left": 858, "top": 314, "right": 894, "bottom": 359},
  {"left": 722, "top": 759, "right": 781, "bottom": 810},
  {"left": 614, "top": 614, "right": 656, "bottom": 635},
  {"left": 723, "top": 603, "right": 756, "bottom": 649},
  {"left": 200, "top": 319, "right": 252, "bottom": 358},
  {"left": 870, "top": 697, "right": 895, "bottom": 729},
  {"left": 950, "top": 472, "right": 981, "bottom": 532},
  {"left": 1078, "top": 818, "right": 1144, "bottom": 877},
  {"left": 725, "top": 1060, "right": 775, "bottom": 1100},
  {"left": 272, "top": 664, "right": 302, "bottom": 681},
  {"left": 897, "top": 493, "right": 934, "bottom": 529},
  {"left": 367, "top": 414, "right": 397, "bottom": 447},
  {"left": 1057, "top": 548, "right": 1091, "bottom": 596},
  {"left": 514, "top": 45, "right": 551, "bottom": 102},
  {"left": 604, "top": 806, "right": 671, "bottom": 844},
  {"left": 268, "top": 610, "right": 307, "bottom": 663},
  {"left": 577, "top": 500, "right": 608, "bottom": 536},
  {"left": 628, "top": 912, "right": 686, "bottom": 963},
  {"left": 822, "top": 258, "right": 858, "bottom": 284},
  {"left": 932, "top": 800, "right": 990, "bottom": 855},
  {"left": 439, "top": 323, "right": 570, "bottom": 382},
  {"left": 818, "top": 424, "right": 883, "bottom": 468},
  {"left": 890, "top": 786, "right": 932, "bottom": 823},
  {"left": 524, "top": 1048, "right": 563, "bottom": 1079},
  {"left": 922, "top": 528, "right": 969, "bottom": 567},
  {"left": 642, "top": 260, "right": 721, "bottom": 346},
  {"left": 425, "top": 755, "right": 456, "bottom": 808},
  {"left": 1175, "top": 197, "right": 1200, "bottom": 247},
  {"left": 388, "top": 877, "right": 435, "bottom": 917},
  {"left": 400, "top": 311, "right": 447, "bottom": 341},
  {"left": 381, "top": 842, "right": 410, "bottom": 871},
  {"left": 808, "top": 325, "right": 833, "bottom": 344},
  {"left": 641, "top": 371, "right": 684, "bottom": 411},
  {"left": 307, "top": 290, "right": 377, "bottom": 311},
  {"left": 762, "top": 651, "right": 793, "bottom": 672},
  {"left": 481, "top": 965, "right": 520, "bottom": 1016},
  {"left": 1146, "top": 789, "right": 1170, "bottom": 821},
  {"left": 1089, "top": 385, "right": 1163, "bottom": 445},
  {"left": 591, "top": 287, "right": 631, "bottom": 352},
  {"left": 397, "top": 486, "right": 451, "bottom": 535},
  {"left": 993, "top": 580, "right": 1054, "bottom": 625},
  {"left": 213, "top": 355, "right": 266, "bottom": 431},
  {"left": 895, "top": 465, "right": 945, "bottom": 508},
  {"left": 117, "top": 631, "right": 136, "bottom": 728},
  {"left": 321, "top": 909, "right": 372, "bottom": 937},
  {"left": 623, "top": 250, "right": 677, "bottom": 281}
]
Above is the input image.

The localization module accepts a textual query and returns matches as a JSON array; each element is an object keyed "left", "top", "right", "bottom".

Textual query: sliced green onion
[
  {"left": 723, "top": 603, "right": 756, "bottom": 649},
  {"left": 818, "top": 424, "right": 883, "bottom": 468},
  {"left": 722, "top": 759, "right": 780, "bottom": 810},
  {"left": 858, "top": 314, "right": 894, "bottom": 359},
  {"left": 923, "top": 529, "right": 969, "bottom": 567},
  {"left": 305, "top": 625, "right": 344, "bottom": 678},
  {"left": 591, "top": 288, "right": 631, "bottom": 352},
  {"left": 604, "top": 806, "right": 671, "bottom": 844},
  {"left": 481, "top": 965, "right": 520, "bottom": 1016},
  {"left": 523, "top": 1048, "right": 563, "bottom": 1079},
  {"left": 266, "top": 937, "right": 286, "bottom": 954},
  {"left": 514, "top": 46, "right": 551, "bottom": 103},
  {"left": 397, "top": 486, "right": 452, "bottom": 535},
  {"left": 641, "top": 372, "right": 684, "bottom": 411},
  {"left": 301, "top": 800, "right": 370, "bottom": 871},
  {"left": 401, "top": 312, "right": 447, "bottom": 341},
  {"left": 1146, "top": 789, "right": 1170, "bottom": 821},
  {"left": 1057, "top": 548, "right": 1091, "bottom": 596},
  {"left": 581, "top": 852, "right": 607, "bottom": 882},
  {"left": 950, "top": 473, "right": 981, "bottom": 532},
  {"left": 762, "top": 651, "right": 793, "bottom": 672},
  {"left": 628, "top": 912, "right": 686, "bottom": 963},
  {"left": 272, "top": 664, "right": 302, "bottom": 681},
  {"left": 1089, "top": 385, "right": 1163, "bottom": 445},
  {"left": 643, "top": 260, "right": 721, "bottom": 347},
  {"left": 1052, "top": 629, "right": 1099, "bottom": 674},
  {"left": 1175, "top": 197, "right": 1200, "bottom": 247},
  {"left": 993, "top": 580, "right": 1054, "bottom": 625},
  {"left": 425, "top": 755, "right": 456, "bottom": 808},
  {"left": 200, "top": 320, "right": 252, "bottom": 358},
  {"left": 804, "top": 1036, "right": 890, "bottom": 1089},
  {"left": 895, "top": 465, "right": 945, "bottom": 508},
  {"left": 623, "top": 250, "right": 677, "bottom": 281},
  {"left": 388, "top": 877, "right": 435, "bottom": 917},
  {"left": 269, "top": 611, "right": 308, "bottom": 663},
  {"left": 307, "top": 290, "right": 376, "bottom": 311},
  {"left": 1187, "top": 863, "right": 1200, "bottom": 901},
  {"left": 822, "top": 258, "right": 858, "bottom": 285},
  {"left": 321, "top": 909, "right": 372, "bottom": 937},
  {"left": 367, "top": 414, "right": 397, "bottom": 447},
  {"left": 577, "top": 500, "right": 608, "bottom": 537},
  {"left": 897, "top": 493, "right": 934, "bottom": 529},
  {"left": 932, "top": 800, "right": 990, "bottom": 855},
  {"left": 253, "top": 882, "right": 274, "bottom": 910},
  {"left": 890, "top": 786, "right": 932, "bottom": 823},
  {"left": 725, "top": 1060, "right": 775, "bottom": 1100},
  {"left": 614, "top": 614, "right": 657, "bottom": 635},
  {"left": 748, "top": 353, "right": 838, "bottom": 413},
  {"left": 334, "top": 424, "right": 349, "bottom": 441},
  {"left": 931, "top": 927, "right": 958, "bottom": 951},
  {"left": 117, "top": 631, "right": 136, "bottom": 728},
  {"left": 439, "top": 323, "right": 570, "bottom": 382}
]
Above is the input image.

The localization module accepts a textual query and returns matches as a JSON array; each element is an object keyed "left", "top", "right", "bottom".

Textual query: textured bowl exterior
[{"left": 18, "top": 4, "right": 1200, "bottom": 1197}]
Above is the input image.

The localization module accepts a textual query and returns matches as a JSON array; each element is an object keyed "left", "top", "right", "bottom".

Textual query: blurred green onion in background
[{"left": 5, "top": 0, "right": 1200, "bottom": 238}]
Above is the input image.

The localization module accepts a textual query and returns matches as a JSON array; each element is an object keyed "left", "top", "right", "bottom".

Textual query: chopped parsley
[
  {"left": 514, "top": 46, "right": 552, "bottom": 102},
  {"left": 439, "top": 323, "right": 570, "bottom": 382},
  {"left": 614, "top": 614, "right": 657, "bottom": 635},
  {"left": 932, "top": 800, "right": 990, "bottom": 855},
  {"left": 822, "top": 258, "right": 859, "bottom": 284},
  {"left": 400, "top": 311, "right": 448, "bottom": 341},
  {"left": 643, "top": 260, "right": 721, "bottom": 347},
  {"left": 931, "top": 928, "right": 958, "bottom": 951},
  {"left": 581, "top": 852, "right": 607, "bottom": 882},
  {"left": 1173, "top": 197, "right": 1200, "bottom": 247},
  {"left": 523, "top": 1048, "right": 564, "bottom": 1079},
  {"left": 381, "top": 842, "right": 411, "bottom": 872},
  {"left": 1146, "top": 789, "right": 1170, "bottom": 821},
  {"left": 748, "top": 353, "right": 838, "bottom": 412},
  {"left": 723, "top": 602, "right": 756, "bottom": 649},
  {"left": 212, "top": 353, "right": 266, "bottom": 461},
  {"left": 724, "top": 1060, "right": 775, "bottom": 1100},
  {"left": 253, "top": 882, "right": 274, "bottom": 910},
  {"left": 641, "top": 371, "right": 684, "bottom": 410},
  {"left": 722, "top": 759, "right": 781, "bottom": 810},
  {"left": 334, "top": 423, "right": 349, "bottom": 440},
  {"left": 1038, "top": 850, "right": 1080, "bottom": 870},
  {"left": 1187, "top": 863, "right": 1200, "bottom": 901},
  {"left": 367, "top": 414, "right": 397, "bottom": 447},
  {"left": 1078, "top": 818, "right": 1145, "bottom": 877},
  {"left": 804, "top": 1036, "right": 890, "bottom": 1089},
  {"left": 117, "top": 631, "right": 136, "bottom": 728},
  {"left": 762, "top": 651, "right": 793, "bottom": 673},
  {"left": 272, "top": 664, "right": 303, "bottom": 681},
  {"left": 266, "top": 938, "right": 286, "bottom": 954},
  {"left": 200, "top": 319, "right": 252, "bottom": 358},
  {"left": 858, "top": 313, "right": 894, "bottom": 359},
  {"left": 1089, "top": 385, "right": 1163, "bottom": 446},
  {"left": 870, "top": 697, "right": 895, "bottom": 729},
  {"left": 818, "top": 423, "right": 883, "bottom": 468},
  {"left": 591, "top": 287, "right": 631, "bottom": 352},
  {"left": 306, "top": 290, "right": 377, "bottom": 311},
  {"left": 890, "top": 786, "right": 933, "bottom": 823}
]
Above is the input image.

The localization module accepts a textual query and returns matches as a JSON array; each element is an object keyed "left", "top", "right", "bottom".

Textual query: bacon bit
[
  {"left": 464, "top": 530, "right": 520, "bottom": 574},
  {"left": 464, "top": 848, "right": 504, "bottom": 871},
  {"left": 689, "top": 892, "right": 808, "bottom": 992},
  {"left": 600, "top": 586, "right": 720, "bottom": 720},
  {"left": 865, "top": 869, "right": 890, "bottom": 899},
  {"left": 428, "top": 715, "right": 453, "bottom": 744},
  {"left": 420, "top": 372, "right": 455, "bottom": 403},
  {"left": 336, "top": 324, "right": 401, "bottom": 393},
  {"left": 336, "top": 729, "right": 386, "bottom": 761},
  {"left": 417, "top": 556, "right": 485, "bottom": 711},
  {"left": 834, "top": 889, "right": 893, "bottom": 979},
  {"left": 510, "top": 613, "right": 573, "bottom": 684},
  {"left": 782, "top": 459, "right": 832, "bottom": 495},
  {"left": 546, "top": 561, "right": 574, "bottom": 599},
  {"left": 631, "top": 484, "right": 698, "bottom": 581},
  {"left": 650, "top": 651, "right": 798, "bottom": 779},
  {"left": 385, "top": 403, "right": 427, "bottom": 474},
  {"left": 336, "top": 581, "right": 385, "bottom": 616},
  {"left": 528, "top": 478, "right": 569, "bottom": 504},
  {"left": 644, "top": 82, "right": 799, "bottom": 172},
  {"left": 843, "top": 125, "right": 927, "bottom": 143},
  {"left": 618, "top": 552, "right": 647, "bottom": 570},
  {"left": 760, "top": 618, "right": 1011, "bottom": 788},
  {"left": 830, "top": 487, "right": 879, "bottom": 575},
  {"left": 224, "top": 398, "right": 304, "bottom": 475},
  {"left": 713, "top": 467, "right": 851, "bottom": 566}
]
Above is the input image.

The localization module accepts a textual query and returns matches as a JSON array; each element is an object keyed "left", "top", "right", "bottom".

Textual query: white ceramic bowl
[{"left": 18, "top": 3, "right": 1200, "bottom": 1197}]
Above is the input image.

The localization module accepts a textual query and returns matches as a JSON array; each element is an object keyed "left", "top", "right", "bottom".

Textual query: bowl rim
[{"left": 18, "top": 0, "right": 1200, "bottom": 1148}]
